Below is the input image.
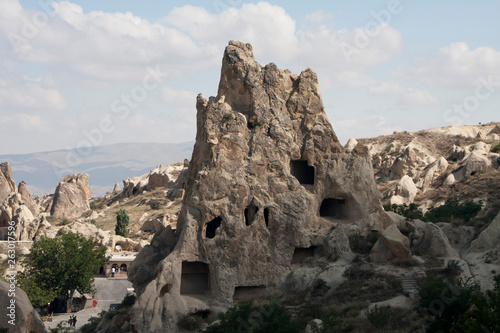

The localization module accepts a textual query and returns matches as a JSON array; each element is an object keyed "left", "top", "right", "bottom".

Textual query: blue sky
[{"left": 1, "top": 0, "right": 499, "bottom": 154}]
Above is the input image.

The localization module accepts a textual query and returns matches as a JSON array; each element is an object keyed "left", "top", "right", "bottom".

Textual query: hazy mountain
[{"left": 0, "top": 142, "right": 194, "bottom": 197}]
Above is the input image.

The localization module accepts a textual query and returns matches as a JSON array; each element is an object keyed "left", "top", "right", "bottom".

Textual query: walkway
[{"left": 44, "top": 276, "right": 133, "bottom": 331}]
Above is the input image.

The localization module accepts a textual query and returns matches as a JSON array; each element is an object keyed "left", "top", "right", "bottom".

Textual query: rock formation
[
  {"left": 113, "top": 182, "right": 121, "bottom": 193},
  {"left": 0, "top": 280, "right": 48, "bottom": 333},
  {"left": 122, "top": 162, "right": 186, "bottom": 197},
  {"left": 125, "top": 41, "right": 390, "bottom": 332},
  {"left": 50, "top": 173, "right": 92, "bottom": 219},
  {"left": 358, "top": 123, "right": 500, "bottom": 210},
  {"left": 0, "top": 162, "right": 16, "bottom": 204}
]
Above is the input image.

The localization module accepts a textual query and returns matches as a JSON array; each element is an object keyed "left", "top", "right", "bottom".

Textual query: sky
[{"left": 0, "top": 0, "right": 499, "bottom": 155}]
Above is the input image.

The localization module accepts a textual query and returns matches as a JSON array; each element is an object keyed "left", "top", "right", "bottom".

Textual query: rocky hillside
[{"left": 356, "top": 123, "right": 500, "bottom": 212}]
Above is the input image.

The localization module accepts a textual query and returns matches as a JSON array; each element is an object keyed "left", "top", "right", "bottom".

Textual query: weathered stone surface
[
  {"left": 413, "top": 223, "right": 458, "bottom": 258},
  {"left": 50, "top": 173, "right": 92, "bottom": 219},
  {"left": 370, "top": 224, "right": 410, "bottom": 262},
  {"left": 126, "top": 41, "right": 389, "bottom": 332},
  {"left": 0, "top": 162, "right": 16, "bottom": 204},
  {"left": 470, "top": 211, "right": 500, "bottom": 252},
  {"left": 0, "top": 280, "right": 48, "bottom": 333},
  {"left": 122, "top": 163, "right": 186, "bottom": 197},
  {"left": 113, "top": 182, "right": 121, "bottom": 193},
  {"left": 18, "top": 181, "right": 39, "bottom": 216},
  {"left": 391, "top": 175, "right": 418, "bottom": 205}
]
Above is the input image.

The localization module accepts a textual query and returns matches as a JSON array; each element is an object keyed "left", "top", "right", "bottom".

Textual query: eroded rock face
[
  {"left": 122, "top": 163, "right": 186, "bottom": 197},
  {"left": 0, "top": 162, "right": 16, "bottom": 204},
  {"left": 127, "top": 41, "right": 389, "bottom": 332},
  {"left": 50, "top": 174, "right": 92, "bottom": 219},
  {"left": 0, "top": 280, "right": 48, "bottom": 333}
]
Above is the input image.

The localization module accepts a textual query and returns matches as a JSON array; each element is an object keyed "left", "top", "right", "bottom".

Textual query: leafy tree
[
  {"left": 17, "top": 272, "right": 57, "bottom": 309},
  {"left": 451, "top": 277, "right": 500, "bottom": 333},
  {"left": 115, "top": 209, "right": 130, "bottom": 237},
  {"left": 22, "top": 232, "right": 108, "bottom": 306},
  {"left": 418, "top": 275, "right": 478, "bottom": 332}
]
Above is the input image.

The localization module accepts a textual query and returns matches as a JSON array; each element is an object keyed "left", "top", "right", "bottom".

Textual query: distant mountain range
[{"left": 0, "top": 142, "right": 194, "bottom": 197}]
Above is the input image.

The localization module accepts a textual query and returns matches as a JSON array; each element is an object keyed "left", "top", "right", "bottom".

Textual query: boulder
[
  {"left": 0, "top": 280, "right": 48, "bottom": 333},
  {"left": 470, "top": 211, "right": 500, "bottom": 252},
  {"left": 370, "top": 224, "right": 411, "bottom": 262},
  {"left": 113, "top": 182, "right": 121, "bottom": 193},
  {"left": 392, "top": 175, "right": 418, "bottom": 205},
  {"left": 50, "top": 174, "right": 92, "bottom": 219},
  {"left": 413, "top": 223, "right": 458, "bottom": 258},
  {"left": 126, "top": 41, "right": 390, "bottom": 332}
]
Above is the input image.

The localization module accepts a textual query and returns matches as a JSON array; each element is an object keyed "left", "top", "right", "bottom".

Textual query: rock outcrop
[
  {"left": 50, "top": 173, "right": 92, "bottom": 219},
  {"left": 126, "top": 41, "right": 389, "bottom": 332},
  {"left": 122, "top": 163, "right": 186, "bottom": 197},
  {"left": 359, "top": 123, "right": 500, "bottom": 209},
  {"left": 0, "top": 280, "right": 48, "bottom": 333},
  {"left": 0, "top": 162, "right": 16, "bottom": 204}
]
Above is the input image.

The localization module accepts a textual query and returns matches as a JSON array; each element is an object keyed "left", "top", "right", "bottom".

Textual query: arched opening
[
  {"left": 159, "top": 284, "right": 172, "bottom": 297},
  {"left": 244, "top": 205, "right": 259, "bottom": 226},
  {"left": 120, "top": 264, "right": 127, "bottom": 272},
  {"left": 319, "top": 198, "right": 348, "bottom": 219},
  {"left": 264, "top": 208, "right": 270, "bottom": 228},
  {"left": 290, "top": 160, "right": 314, "bottom": 185},
  {"left": 205, "top": 216, "right": 222, "bottom": 239}
]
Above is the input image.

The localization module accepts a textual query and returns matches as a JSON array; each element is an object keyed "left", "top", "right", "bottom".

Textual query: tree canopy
[
  {"left": 22, "top": 231, "right": 108, "bottom": 301},
  {"left": 115, "top": 209, "right": 129, "bottom": 237}
]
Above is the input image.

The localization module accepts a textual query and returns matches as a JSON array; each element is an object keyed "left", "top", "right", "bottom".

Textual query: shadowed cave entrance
[
  {"left": 233, "top": 286, "right": 267, "bottom": 303},
  {"left": 205, "top": 216, "right": 221, "bottom": 239},
  {"left": 245, "top": 205, "right": 259, "bottom": 226},
  {"left": 290, "top": 160, "right": 315, "bottom": 185},
  {"left": 319, "top": 198, "right": 348, "bottom": 220},
  {"left": 180, "top": 262, "right": 210, "bottom": 295},
  {"left": 291, "top": 246, "right": 320, "bottom": 265}
]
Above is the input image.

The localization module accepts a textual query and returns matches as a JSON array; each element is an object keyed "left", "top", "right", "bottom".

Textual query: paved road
[{"left": 44, "top": 277, "right": 132, "bottom": 331}]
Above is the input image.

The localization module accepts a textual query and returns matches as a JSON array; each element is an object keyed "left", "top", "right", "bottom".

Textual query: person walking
[
  {"left": 111, "top": 267, "right": 115, "bottom": 278},
  {"left": 72, "top": 315, "right": 77, "bottom": 329},
  {"left": 68, "top": 314, "right": 74, "bottom": 328}
]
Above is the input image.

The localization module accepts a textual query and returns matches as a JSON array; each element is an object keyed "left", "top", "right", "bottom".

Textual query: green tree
[
  {"left": 22, "top": 232, "right": 108, "bottom": 307},
  {"left": 115, "top": 209, "right": 129, "bottom": 237},
  {"left": 452, "top": 279, "right": 500, "bottom": 333},
  {"left": 17, "top": 272, "right": 57, "bottom": 309}
]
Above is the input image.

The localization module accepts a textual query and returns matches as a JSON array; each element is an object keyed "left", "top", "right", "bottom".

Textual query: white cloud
[
  {"left": 0, "top": 82, "right": 67, "bottom": 111},
  {"left": 368, "top": 81, "right": 407, "bottom": 95},
  {"left": 393, "top": 42, "right": 500, "bottom": 88},
  {"left": 399, "top": 89, "right": 440, "bottom": 107}
]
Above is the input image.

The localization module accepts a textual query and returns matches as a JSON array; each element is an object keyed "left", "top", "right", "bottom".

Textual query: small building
[{"left": 104, "top": 252, "right": 137, "bottom": 278}]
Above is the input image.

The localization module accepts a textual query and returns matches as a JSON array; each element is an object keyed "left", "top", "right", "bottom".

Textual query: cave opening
[
  {"left": 244, "top": 205, "right": 259, "bottom": 226},
  {"left": 319, "top": 198, "right": 347, "bottom": 219},
  {"left": 205, "top": 216, "right": 222, "bottom": 239},
  {"left": 180, "top": 262, "right": 210, "bottom": 295},
  {"left": 290, "top": 160, "right": 315, "bottom": 185}
]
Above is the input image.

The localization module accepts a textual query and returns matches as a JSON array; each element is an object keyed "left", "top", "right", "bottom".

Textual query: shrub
[
  {"left": 491, "top": 143, "right": 500, "bottom": 153},
  {"left": 424, "top": 197, "right": 482, "bottom": 224},
  {"left": 224, "top": 113, "right": 234, "bottom": 121},
  {"left": 149, "top": 199, "right": 161, "bottom": 210},
  {"left": 60, "top": 218, "right": 70, "bottom": 226},
  {"left": 348, "top": 231, "right": 379, "bottom": 254},
  {"left": 80, "top": 311, "right": 106, "bottom": 333},
  {"left": 365, "top": 305, "right": 391, "bottom": 330},
  {"left": 118, "top": 293, "right": 136, "bottom": 308},
  {"left": 442, "top": 260, "right": 463, "bottom": 277},
  {"left": 177, "top": 313, "right": 204, "bottom": 331},
  {"left": 311, "top": 309, "right": 353, "bottom": 333},
  {"left": 384, "top": 203, "right": 424, "bottom": 220}
]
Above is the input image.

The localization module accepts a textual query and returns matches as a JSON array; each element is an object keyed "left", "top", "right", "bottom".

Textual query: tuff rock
[
  {"left": 50, "top": 173, "right": 92, "bottom": 219},
  {"left": 125, "top": 41, "right": 390, "bottom": 332}
]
